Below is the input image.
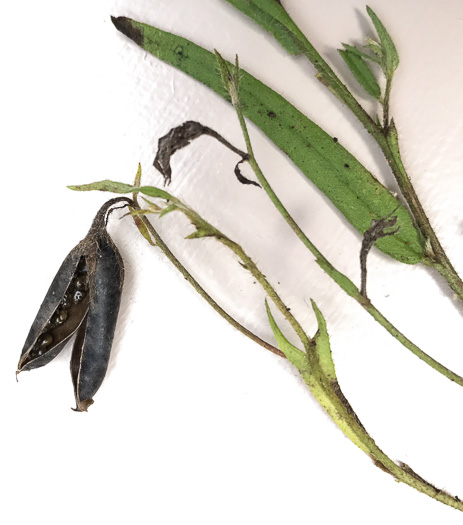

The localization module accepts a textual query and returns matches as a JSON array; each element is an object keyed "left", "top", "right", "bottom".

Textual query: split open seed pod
[{"left": 18, "top": 197, "right": 133, "bottom": 411}]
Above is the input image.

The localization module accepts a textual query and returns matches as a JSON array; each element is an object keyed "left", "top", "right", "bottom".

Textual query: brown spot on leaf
[{"left": 111, "top": 16, "right": 144, "bottom": 47}]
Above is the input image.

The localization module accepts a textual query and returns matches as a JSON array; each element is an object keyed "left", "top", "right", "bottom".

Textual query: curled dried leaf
[
  {"left": 153, "top": 120, "right": 258, "bottom": 186},
  {"left": 360, "top": 211, "right": 400, "bottom": 297}
]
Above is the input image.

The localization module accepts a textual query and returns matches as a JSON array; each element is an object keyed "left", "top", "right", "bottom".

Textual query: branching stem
[
  {"left": 281, "top": 10, "right": 463, "bottom": 303},
  {"left": 130, "top": 195, "right": 285, "bottom": 358},
  {"left": 228, "top": 83, "right": 463, "bottom": 387}
]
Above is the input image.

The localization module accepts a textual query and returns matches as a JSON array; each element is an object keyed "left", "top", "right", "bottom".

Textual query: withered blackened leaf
[
  {"left": 360, "top": 212, "right": 399, "bottom": 297},
  {"left": 234, "top": 159, "right": 260, "bottom": 187},
  {"left": 153, "top": 120, "right": 249, "bottom": 184}
]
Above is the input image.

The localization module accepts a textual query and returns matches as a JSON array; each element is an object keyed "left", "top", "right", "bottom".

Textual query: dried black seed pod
[{"left": 18, "top": 197, "right": 134, "bottom": 412}]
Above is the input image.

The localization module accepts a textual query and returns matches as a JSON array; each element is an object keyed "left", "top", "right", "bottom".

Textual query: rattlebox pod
[{"left": 18, "top": 197, "right": 133, "bottom": 411}]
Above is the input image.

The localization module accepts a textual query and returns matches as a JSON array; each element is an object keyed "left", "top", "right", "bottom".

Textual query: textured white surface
[{"left": 2, "top": 0, "right": 463, "bottom": 523}]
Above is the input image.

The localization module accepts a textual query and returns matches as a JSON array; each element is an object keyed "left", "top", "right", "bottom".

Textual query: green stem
[
  {"left": 134, "top": 187, "right": 462, "bottom": 511},
  {"left": 382, "top": 76, "right": 392, "bottom": 128},
  {"left": 378, "top": 134, "right": 463, "bottom": 303},
  {"left": 217, "top": 234, "right": 311, "bottom": 349},
  {"left": 306, "top": 371, "right": 463, "bottom": 511},
  {"left": 232, "top": 96, "right": 463, "bottom": 387},
  {"left": 130, "top": 197, "right": 285, "bottom": 359},
  {"left": 298, "top": 19, "right": 463, "bottom": 304},
  {"left": 135, "top": 191, "right": 310, "bottom": 349}
]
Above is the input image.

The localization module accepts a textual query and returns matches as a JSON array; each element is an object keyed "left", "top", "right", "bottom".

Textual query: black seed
[
  {"left": 75, "top": 276, "right": 88, "bottom": 291},
  {"left": 333, "top": 137, "right": 338, "bottom": 142},
  {"left": 58, "top": 310, "right": 69, "bottom": 324},
  {"left": 73, "top": 290, "right": 85, "bottom": 304},
  {"left": 60, "top": 293, "right": 72, "bottom": 310},
  {"left": 51, "top": 312, "right": 63, "bottom": 326},
  {"left": 38, "top": 333, "right": 53, "bottom": 348}
]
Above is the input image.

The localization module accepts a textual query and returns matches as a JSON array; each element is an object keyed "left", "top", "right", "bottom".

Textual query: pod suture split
[{"left": 18, "top": 197, "right": 133, "bottom": 412}]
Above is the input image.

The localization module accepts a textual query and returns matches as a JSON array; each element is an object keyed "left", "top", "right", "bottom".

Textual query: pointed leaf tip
[
  {"left": 309, "top": 300, "right": 336, "bottom": 381},
  {"left": 366, "top": 6, "right": 399, "bottom": 75},
  {"left": 339, "top": 48, "right": 381, "bottom": 99},
  {"left": 111, "top": 16, "right": 144, "bottom": 47},
  {"left": 265, "top": 300, "right": 307, "bottom": 371},
  {"left": 134, "top": 163, "right": 142, "bottom": 187}
]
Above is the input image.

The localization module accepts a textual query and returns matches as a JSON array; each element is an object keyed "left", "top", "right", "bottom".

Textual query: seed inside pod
[
  {"left": 74, "top": 275, "right": 88, "bottom": 291},
  {"left": 18, "top": 196, "right": 134, "bottom": 411},
  {"left": 30, "top": 333, "right": 54, "bottom": 358},
  {"left": 60, "top": 293, "right": 72, "bottom": 310},
  {"left": 73, "top": 290, "right": 85, "bottom": 304},
  {"left": 18, "top": 256, "right": 90, "bottom": 370}
]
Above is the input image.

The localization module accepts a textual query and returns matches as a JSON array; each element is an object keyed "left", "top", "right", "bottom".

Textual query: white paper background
[{"left": 2, "top": 1, "right": 463, "bottom": 523}]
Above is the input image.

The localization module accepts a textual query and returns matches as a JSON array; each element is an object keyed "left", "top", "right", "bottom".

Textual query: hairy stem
[
  {"left": 382, "top": 76, "right": 392, "bottom": 128},
  {"left": 130, "top": 197, "right": 285, "bottom": 358},
  {"left": 217, "top": 234, "right": 311, "bottom": 349},
  {"left": 230, "top": 92, "right": 463, "bottom": 387},
  {"left": 286, "top": 9, "right": 463, "bottom": 304},
  {"left": 143, "top": 188, "right": 462, "bottom": 511},
  {"left": 378, "top": 133, "right": 463, "bottom": 303}
]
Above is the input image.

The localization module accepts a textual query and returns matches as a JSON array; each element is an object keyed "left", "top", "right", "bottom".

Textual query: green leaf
[
  {"left": 69, "top": 180, "right": 174, "bottom": 202},
  {"left": 214, "top": 49, "right": 233, "bottom": 94},
  {"left": 310, "top": 300, "right": 336, "bottom": 382},
  {"left": 339, "top": 49, "right": 381, "bottom": 99},
  {"left": 224, "top": 1, "right": 337, "bottom": 89},
  {"left": 110, "top": 17, "right": 424, "bottom": 264},
  {"left": 265, "top": 300, "right": 308, "bottom": 373},
  {"left": 134, "top": 162, "right": 142, "bottom": 187},
  {"left": 341, "top": 43, "right": 380, "bottom": 64},
  {"left": 159, "top": 203, "right": 178, "bottom": 217},
  {"left": 141, "top": 196, "right": 163, "bottom": 213},
  {"left": 185, "top": 228, "right": 215, "bottom": 240},
  {"left": 365, "top": 37, "right": 383, "bottom": 59},
  {"left": 223, "top": 0, "right": 304, "bottom": 55},
  {"left": 129, "top": 209, "right": 156, "bottom": 246},
  {"left": 366, "top": 6, "right": 399, "bottom": 76}
]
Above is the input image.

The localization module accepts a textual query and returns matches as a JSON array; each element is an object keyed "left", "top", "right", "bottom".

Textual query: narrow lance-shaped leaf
[
  {"left": 225, "top": 0, "right": 310, "bottom": 51},
  {"left": 341, "top": 43, "right": 380, "bottom": 64},
  {"left": 366, "top": 6, "right": 399, "bottom": 76},
  {"left": 69, "top": 180, "right": 174, "bottom": 201},
  {"left": 130, "top": 164, "right": 156, "bottom": 246},
  {"left": 310, "top": 300, "right": 336, "bottom": 382},
  {"left": 265, "top": 299, "right": 308, "bottom": 372},
  {"left": 339, "top": 48, "right": 381, "bottom": 99},
  {"left": 221, "top": 0, "right": 303, "bottom": 55},
  {"left": 110, "top": 16, "right": 424, "bottom": 265},
  {"left": 266, "top": 299, "right": 463, "bottom": 510}
]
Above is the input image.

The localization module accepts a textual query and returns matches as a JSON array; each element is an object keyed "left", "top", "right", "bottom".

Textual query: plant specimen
[{"left": 18, "top": 1, "right": 463, "bottom": 514}]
